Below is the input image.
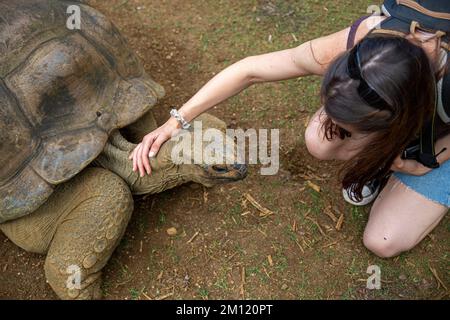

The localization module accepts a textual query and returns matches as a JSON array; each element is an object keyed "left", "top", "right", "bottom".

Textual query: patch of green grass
[
  {"left": 345, "top": 257, "right": 363, "bottom": 279},
  {"left": 101, "top": 279, "right": 111, "bottom": 297},
  {"left": 341, "top": 287, "right": 357, "bottom": 300},
  {"left": 158, "top": 211, "right": 166, "bottom": 227},
  {"left": 198, "top": 287, "right": 209, "bottom": 300},
  {"left": 273, "top": 247, "right": 289, "bottom": 272},
  {"left": 129, "top": 287, "right": 140, "bottom": 300},
  {"left": 214, "top": 271, "right": 229, "bottom": 291},
  {"left": 247, "top": 263, "right": 270, "bottom": 284},
  {"left": 294, "top": 201, "right": 310, "bottom": 217},
  {"left": 295, "top": 272, "right": 311, "bottom": 299},
  {"left": 166, "top": 244, "right": 180, "bottom": 264},
  {"left": 285, "top": 225, "right": 298, "bottom": 242}
]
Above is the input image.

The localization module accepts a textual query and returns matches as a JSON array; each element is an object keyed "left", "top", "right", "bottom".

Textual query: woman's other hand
[{"left": 390, "top": 155, "right": 432, "bottom": 176}]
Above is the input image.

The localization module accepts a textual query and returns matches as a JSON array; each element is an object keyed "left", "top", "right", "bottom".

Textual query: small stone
[
  {"left": 166, "top": 227, "right": 178, "bottom": 236},
  {"left": 281, "top": 284, "right": 289, "bottom": 290},
  {"left": 399, "top": 274, "right": 407, "bottom": 281}
]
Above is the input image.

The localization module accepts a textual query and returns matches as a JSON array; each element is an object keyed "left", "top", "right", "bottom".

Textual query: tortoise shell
[{"left": 0, "top": 0, "right": 165, "bottom": 223}]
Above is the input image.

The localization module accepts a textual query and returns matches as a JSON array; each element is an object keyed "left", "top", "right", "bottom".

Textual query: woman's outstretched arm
[{"left": 130, "top": 27, "right": 353, "bottom": 176}]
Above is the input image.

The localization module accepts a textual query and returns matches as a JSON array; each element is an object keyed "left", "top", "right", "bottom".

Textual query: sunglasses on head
[{"left": 347, "top": 43, "right": 391, "bottom": 110}]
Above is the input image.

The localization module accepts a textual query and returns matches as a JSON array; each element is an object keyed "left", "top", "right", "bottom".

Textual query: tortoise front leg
[{"left": 94, "top": 131, "right": 193, "bottom": 195}]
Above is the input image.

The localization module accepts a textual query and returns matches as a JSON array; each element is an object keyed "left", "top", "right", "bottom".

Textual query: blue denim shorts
[{"left": 394, "top": 160, "right": 450, "bottom": 207}]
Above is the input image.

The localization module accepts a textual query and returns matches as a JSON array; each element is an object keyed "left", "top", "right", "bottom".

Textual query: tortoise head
[
  {"left": 189, "top": 163, "right": 248, "bottom": 187},
  {"left": 155, "top": 126, "right": 248, "bottom": 187},
  {"left": 146, "top": 114, "right": 248, "bottom": 187}
]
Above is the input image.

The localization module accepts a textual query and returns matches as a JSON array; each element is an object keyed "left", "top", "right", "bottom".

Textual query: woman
[{"left": 129, "top": 13, "right": 449, "bottom": 258}]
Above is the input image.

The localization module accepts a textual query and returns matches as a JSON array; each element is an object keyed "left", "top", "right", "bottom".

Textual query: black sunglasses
[{"left": 347, "top": 43, "right": 391, "bottom": 110}]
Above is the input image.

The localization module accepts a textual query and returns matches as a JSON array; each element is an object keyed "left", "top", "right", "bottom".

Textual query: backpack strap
[
  {"left": 442, "top": 52, "right": 450, "bottom": 116},
  {"left": 418, "top": 112, "right": 440, "bottom": 169},
  {"left": 347, "top": 16, "right": 371, "bottom": 50},
  {"left": 371, "top": 0, "right": 450, "bottom": 50}
]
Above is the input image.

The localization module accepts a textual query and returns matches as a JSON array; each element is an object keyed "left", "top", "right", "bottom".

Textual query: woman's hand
[
  {"left": 390, "top": 155, "right": 432, "bottom": 176},
  {"left": 129, "top": 118, "right": 180, "bottom": 177}
]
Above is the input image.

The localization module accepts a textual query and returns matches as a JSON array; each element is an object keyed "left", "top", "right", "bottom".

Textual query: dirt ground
[{"left": 0, "top": 0, "right": 448, "bottom": 300}]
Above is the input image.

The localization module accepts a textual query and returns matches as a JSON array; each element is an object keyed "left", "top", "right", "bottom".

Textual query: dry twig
[{"left": 244, "top": 193, "right": 274, "bottom": 217}]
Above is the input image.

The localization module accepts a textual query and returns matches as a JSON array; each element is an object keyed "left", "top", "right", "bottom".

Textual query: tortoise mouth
[{"left": 203, "top": 163, "right": 248, "bottom": 182}]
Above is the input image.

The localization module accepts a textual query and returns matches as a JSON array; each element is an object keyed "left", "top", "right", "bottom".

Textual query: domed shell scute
[{"left": 0, "top": 0, "right": 165, "bottom": 223}]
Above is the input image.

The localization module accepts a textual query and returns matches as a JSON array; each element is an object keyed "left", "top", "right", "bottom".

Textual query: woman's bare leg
[
  {"left": 305, "top": 108, "right": 447, "bottom": 257},
  {"left": 363, "top": 176, "right": 447, "bottom": 258}
]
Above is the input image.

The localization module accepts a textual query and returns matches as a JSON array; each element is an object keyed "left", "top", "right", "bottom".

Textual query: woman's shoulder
[
  {"left": 353, "top": 15, "right": 388, "bottom": 45},
  {"left": 308, "top": 15, "right": 387, "bottom": 75}
]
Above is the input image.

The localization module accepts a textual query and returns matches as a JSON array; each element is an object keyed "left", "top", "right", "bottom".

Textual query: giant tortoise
[{"left": 0, "top": 0, "right": 246, "bottom": 299}]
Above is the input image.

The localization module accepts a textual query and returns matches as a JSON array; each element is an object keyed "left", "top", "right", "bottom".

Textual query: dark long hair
[{"left": 321, "top": 35, "right": 437, "bottom": 201}]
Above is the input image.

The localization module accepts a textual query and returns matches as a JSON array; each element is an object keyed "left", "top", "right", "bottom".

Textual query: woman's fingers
[
  {"left": 136, "top": 143, "right": 146, "bottom": 177},
  {"left": 390, "top": 156, "right": 431, "bottom": 176},
  {"left": 149, "top": 134, "right": 166, "bottom": 158},
  {"left": 128, "top": 122, "right": 177, "bottom": 176},
  {"left": 141, "top": 135, "right": 156, "bottom": 175},
  {"left": 129, "top": 134, "right": 161, "bottom": 176},
  {"left": 132, "top": 144, "right": 141, "bottom": 172}
]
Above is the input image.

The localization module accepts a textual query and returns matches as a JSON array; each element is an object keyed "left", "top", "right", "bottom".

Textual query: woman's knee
[
  {"left": 363, "top": 216, "right": 415, "bottom": 258},
  {"left": 363, "top": 231, "right": 401, "bottom": 258}
]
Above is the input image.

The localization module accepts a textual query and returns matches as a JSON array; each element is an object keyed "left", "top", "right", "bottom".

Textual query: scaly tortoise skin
[{"left": 0, "top": 0, "right": 247, "bottom": 299}]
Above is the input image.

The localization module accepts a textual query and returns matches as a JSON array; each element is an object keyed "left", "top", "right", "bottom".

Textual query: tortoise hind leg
[
  {"left": 1, "top": 168, "right": 133, "bottom": 299},
  {"left": 44, "top": 168, "right": 133, "bottom": 299}
]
